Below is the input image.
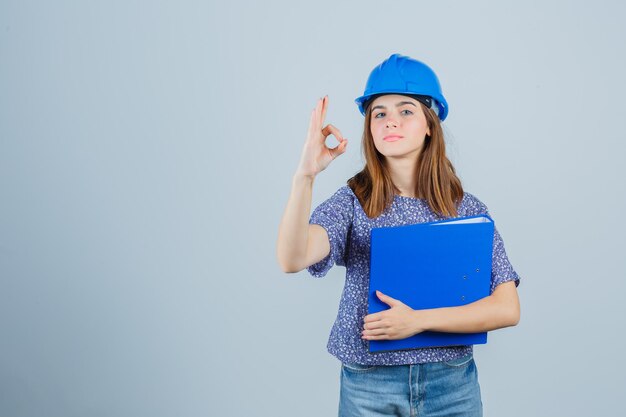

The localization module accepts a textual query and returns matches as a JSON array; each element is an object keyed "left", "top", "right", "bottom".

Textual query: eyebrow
[{"left": 370, "top": 101, "right": 417, "bottom": 113}]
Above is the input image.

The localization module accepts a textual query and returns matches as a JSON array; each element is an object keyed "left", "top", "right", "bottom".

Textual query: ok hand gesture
[{"left": 295, "top": 95, "right": 348, "bottom": 178}]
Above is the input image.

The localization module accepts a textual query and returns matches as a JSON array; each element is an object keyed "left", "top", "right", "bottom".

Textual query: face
[{"left": 369, "top": 94, "right": 431, "bottom": 160}]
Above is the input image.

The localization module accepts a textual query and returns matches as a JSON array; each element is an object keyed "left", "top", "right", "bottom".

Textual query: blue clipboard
[{"left": 368, "top": 215, "right": 494, "bottom": 353}]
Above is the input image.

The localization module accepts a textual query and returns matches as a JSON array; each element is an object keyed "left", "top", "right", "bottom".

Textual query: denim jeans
[{"left": 339, "top": 352, "right": 483, "bottom": 417}]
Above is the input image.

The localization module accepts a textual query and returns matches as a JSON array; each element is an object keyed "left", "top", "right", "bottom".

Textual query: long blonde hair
[{"left": 347, "top": 99, "right": 463, "bottom": 219}]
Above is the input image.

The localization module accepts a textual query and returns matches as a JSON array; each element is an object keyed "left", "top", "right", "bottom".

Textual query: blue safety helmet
[{"left": 355, "top": 53, "right": 449, "bottom": 121}]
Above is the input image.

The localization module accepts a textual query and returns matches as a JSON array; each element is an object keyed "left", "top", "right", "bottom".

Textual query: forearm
[
  {"left": 276, "top": 174, "right": 315, "bottom": 272},
  {"left": 417, "top": 294, "right": 518, "bottom": 333}
]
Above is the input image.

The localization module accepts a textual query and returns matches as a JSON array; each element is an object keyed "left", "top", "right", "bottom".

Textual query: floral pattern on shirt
[{"left": 307, "top": 185, "right": 521, "bottom": 365}]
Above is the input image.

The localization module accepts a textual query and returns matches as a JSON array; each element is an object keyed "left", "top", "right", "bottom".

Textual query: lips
[{"left": 383, "top": 135, "right": 403, "bottom": 142}]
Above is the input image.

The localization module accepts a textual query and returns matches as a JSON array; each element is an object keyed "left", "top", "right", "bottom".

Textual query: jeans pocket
[
  {"left": 342, "top": 362, "right": 377, "bottom": 373},
  {"left": 442, "top": 353, "right": 474, "bottom": 368}
]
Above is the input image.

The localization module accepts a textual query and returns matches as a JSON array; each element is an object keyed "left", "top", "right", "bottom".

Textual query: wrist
[
  {"left": 413, "top": 308, "right": 434, "bottom": 333},
  {"left": 293, "top": 172, "right": 315, "bottom": 185}
]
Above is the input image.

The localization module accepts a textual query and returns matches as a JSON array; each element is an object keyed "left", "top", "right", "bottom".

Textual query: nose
[{"left": 386, "top": 118, "right": 397, "bottom": 128}]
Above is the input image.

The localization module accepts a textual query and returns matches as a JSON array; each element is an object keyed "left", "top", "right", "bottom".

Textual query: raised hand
[{"left": 295, "top": 95, "right": 348, "bottom": 178}]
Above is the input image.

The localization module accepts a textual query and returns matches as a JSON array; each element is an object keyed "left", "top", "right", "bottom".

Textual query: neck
[{"left": 385, "top": 153, "right": 420, "bottom": 197}]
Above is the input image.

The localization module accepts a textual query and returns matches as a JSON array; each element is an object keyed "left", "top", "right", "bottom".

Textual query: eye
[
  {"left": 374, "top": 112, "right": 385, "bottom": 118},
  {"left": 401, "top": 109, "right": 413, "bottom": 115}
]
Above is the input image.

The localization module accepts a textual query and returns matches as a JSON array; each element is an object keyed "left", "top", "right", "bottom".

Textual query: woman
[{"left": 276, "top": 53, "right": 521, "bottom": 417}]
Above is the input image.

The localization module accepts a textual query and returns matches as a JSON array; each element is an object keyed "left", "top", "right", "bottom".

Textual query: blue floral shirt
[{"left": 307, "top": 185, "right": 521, "bottom": 365}]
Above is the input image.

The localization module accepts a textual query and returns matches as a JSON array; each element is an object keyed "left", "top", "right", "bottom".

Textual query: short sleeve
[
  {"left": 489, "top": 226, "right": 521, "bottom": 294},
  {"left": 306, "top": 186, "right": 354, "bottom": 278},
  {"left": 464, "top": 193, "right": 521, "bottom": 294}
]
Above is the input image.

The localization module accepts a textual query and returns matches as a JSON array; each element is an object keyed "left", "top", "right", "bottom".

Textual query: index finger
[{"left": 363, "top": 313, "right": 383, "bottom": 323}]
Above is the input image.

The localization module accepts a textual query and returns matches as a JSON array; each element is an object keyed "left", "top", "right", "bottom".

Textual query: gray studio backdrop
[{"left": 1, "top": 1, "right": 624, "bottom": 416}]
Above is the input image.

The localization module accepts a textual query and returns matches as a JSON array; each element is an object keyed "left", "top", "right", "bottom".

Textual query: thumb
[{"left": 376, "top": 290, "right": 400, "bottom": 307}]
